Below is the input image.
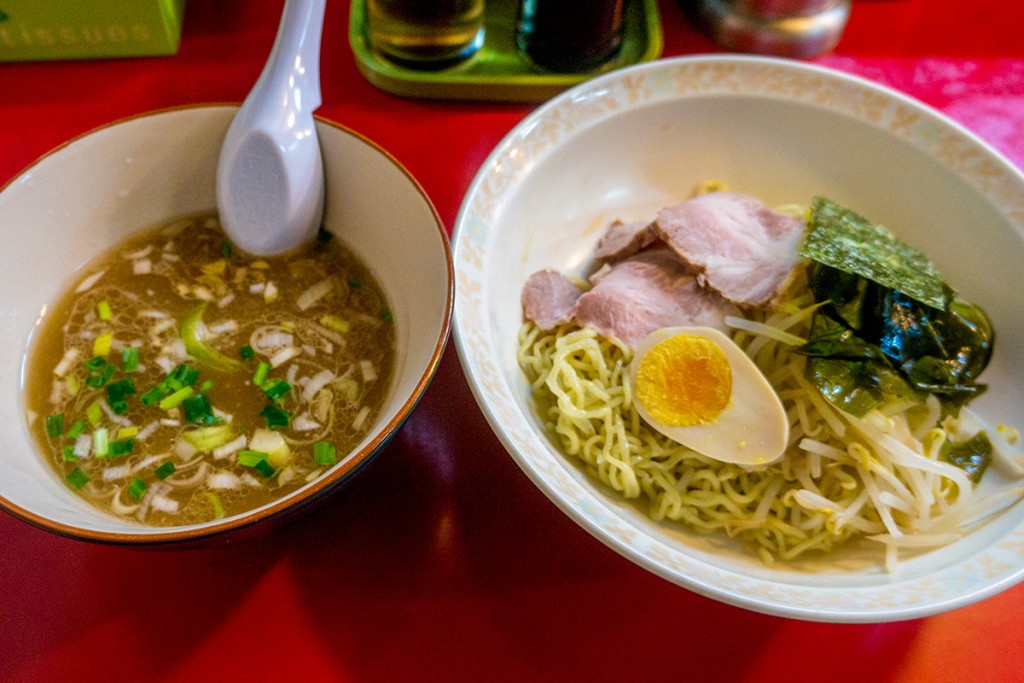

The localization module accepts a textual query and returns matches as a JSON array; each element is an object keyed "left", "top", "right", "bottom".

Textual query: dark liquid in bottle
[{"left": 516, "top": 0, "right": 625, "bottom": 73}]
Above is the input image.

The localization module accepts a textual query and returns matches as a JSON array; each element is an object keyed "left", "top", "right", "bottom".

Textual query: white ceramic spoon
[{"left": 216, "top": 0, "right": 327, "bottom": 256}]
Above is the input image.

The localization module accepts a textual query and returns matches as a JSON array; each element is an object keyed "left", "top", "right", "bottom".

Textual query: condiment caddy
[{"left": 348, "top": 0, "right": 662, "bottom": 102}]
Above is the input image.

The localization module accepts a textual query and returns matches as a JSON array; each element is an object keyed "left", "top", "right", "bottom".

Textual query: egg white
[{"left": 629, "top": 326, "right": 789, "bottom": 466}]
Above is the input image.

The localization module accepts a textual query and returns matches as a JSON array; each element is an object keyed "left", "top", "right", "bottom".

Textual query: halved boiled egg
[{"left": 630, "top": 326, "right": 789, "bottom": 466}]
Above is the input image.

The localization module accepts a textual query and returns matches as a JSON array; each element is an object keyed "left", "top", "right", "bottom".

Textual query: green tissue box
[{"left": 0, "top": 0, "right": 186, "bottom": 62}]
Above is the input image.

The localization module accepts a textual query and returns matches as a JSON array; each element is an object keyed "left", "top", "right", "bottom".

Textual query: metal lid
[{"left": 689, "top": 0, "right": 851, "bottom": 58}]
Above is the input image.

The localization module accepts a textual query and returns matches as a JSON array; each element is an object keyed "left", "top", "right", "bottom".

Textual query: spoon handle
[{"left": 256, "top": 0, "right": 326, "bottom": 115}]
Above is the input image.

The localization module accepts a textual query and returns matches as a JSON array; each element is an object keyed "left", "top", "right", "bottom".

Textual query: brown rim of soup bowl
[{"left": 0, "top": 104, "right": 455, "bottom": 545}]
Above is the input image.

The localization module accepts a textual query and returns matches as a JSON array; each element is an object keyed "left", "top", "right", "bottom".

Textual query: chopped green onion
[
  {"left": 45, "top": 413, "right": 64, "bottom": 438},
  {"left": 65, "top": 374, "right": 81, "bottom": 396},
  {"left": 320, "top": 314, "right": 350, "bottom": 334},
  {"left": 93, "top": 428, "right": 110, "bottom": 457},
  {"left": 66, "top": 467, "right": 90, "bottom": 489},
  {"left": 84, "top": 356, "right": 107, "bottom": 372},
  {"left": 155, "top": 461, "right": 176, "bottom": 480},
  {"left": 93, "top": 332, "right": 113, "bottom": 357},
  {"left": 144, "top": 363, "right": 199, "bottom": 401},
  {"left": 86, "top": 363, "right": 116, "bottom": 388},
  {"left": 379, "top": 308, "right": 393, "bottom": 323},
  {"left": 205, "top": 492, "right": 225, "bottom": 519},
  {"left": 168, "top": 363, "right": 201, "bottom": 389},
  {"left": 159, "top": 386, "right": 195, "bottom": 411},
  {"left": 199, "top": 379, "right": 215, "bottom": 393},
  {"left": 86, "top": 400, "right": 104, "bottom": 426},
  {"left": 97, "top": 300, "right": 113, "bottom": 321},
  {"left": 127, "top": 477, "right": 148, "bottom": 501},
  {"left": 122, "top": 347, "right": 139, "bottom": 372},
  {"left": 181, "top": 304, "right": 241, "bottom": 373},
  {"left": 263, "top": 379, "right": 292, "bottom": 402},
  {"left": 347, "top": 277, "right": 363, "bottom": 288},
  {"left": 182, "top": 424, "right": 234, "bottom": 452},
  {"left": 313, "top": 441, "right": 337, "bottom": 466},
  {"left": 237, "top": 449, "right": 277, "bottom": 478},
  {"left": 62, "top": 445, "right": 77, "bottom": 462},
  {"left": 220, "top": 239, "right": 234, "bottom": 258},
  {"left": 66, "top": 419, "right": 86, "bottom": 438},
  {"left": 109, "top": 438, "right": 135, "bottom": 457},
  {"left": 238, "top": 345, "right": 255, "bottom": 360},
  {"left": 238, "top": 449, "right": 269, "bottom": 467},
  {"left": 259, "top": 404, "right": 290, "bottom": 430},
  {"left": 117, "top": 426, "right": 138, "bottom": 439},
  {"left": 183, "top": 394, "right": 219, "bottom": 424},
  {"left": 253, "top": 460, "right": 277, "bottom": 478},
  {"left": 141, "top": 386, "right": 164, "bottom": 407},
  {"left": 107, "top": 376, "right": 137, "bottom": 403},
  {"left": 253, "top": 362, "right": 270, "bottom": 387}
]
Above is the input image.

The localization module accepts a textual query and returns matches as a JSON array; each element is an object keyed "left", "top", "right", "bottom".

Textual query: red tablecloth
[{"left": 2, "top": 2, "right": 1023, "bottom": 681}]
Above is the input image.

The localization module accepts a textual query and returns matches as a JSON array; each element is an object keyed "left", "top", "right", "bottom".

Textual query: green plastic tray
[{"left": 349, "top": 0, "right": 663, "bottom": 102}]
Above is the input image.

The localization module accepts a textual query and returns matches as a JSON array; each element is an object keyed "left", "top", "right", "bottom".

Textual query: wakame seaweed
[
  {"left": 942, "top": 431, "right": 994, "bottom": 483},
  {"left": 797, "top": 199, "right": 994, "bottom": 417}
]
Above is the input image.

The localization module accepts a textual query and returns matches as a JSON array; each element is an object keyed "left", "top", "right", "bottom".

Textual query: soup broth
[{"left": 25, "top": 214, "right": 395, "bottom": 526}]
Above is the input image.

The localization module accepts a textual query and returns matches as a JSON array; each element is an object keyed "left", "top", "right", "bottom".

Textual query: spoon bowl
[{"left": 217, "top": 0, "right": 327, "bottom": 256}]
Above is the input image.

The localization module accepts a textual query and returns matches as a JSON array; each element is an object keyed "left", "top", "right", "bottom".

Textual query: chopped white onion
[
  {"left": 75, "top": 269, "right": 107, "bottom": 293},
  {"left": 207, "top": 320, "right": 238, "bottom": 335},
  {"left": 310, "top": 324, "right": 345, "bottom": 348},
  {"left": 240, "top": 473, "right": 262, "bottom": 488},
  {"left": 207, "top": 471, "right": 241, "bottom": 489},
  {"left": 174, "top": 439, "right": 197, "bottom": 460},
  {"left": 73, "top": 434, "right": 92, "bottom": 458},
  {"left": 212, "top": 435, "right": 247, "bottom": 460},
  {"left": 102, "top": 465, "right": 130, "bottom": 481},
  {"left": 292, "top": 413, "right": 322, "bottom": 432},
  {"left": 352, "top": 406, "right": 371, "bottom": 431},
  {"left": 297, "top": 278, "right": 334, "bottom": 311},
  {"left": 48, "top": 381, "right": 64, "bottom": 405},
  {"left": 250, "top": 327, "right": 294, "bottom": 356},
  {"left": 141, "top": 310, "right": 171, "bottom": 319},
  {"left": 278, "top": 467, "right": 296, "bottom": 487},
  {"left": 53, "top": 348, "right": 80, "bottom": 378},
  {"left": 155, "top": 356, "right": 176, "bottom": 374},
  {"left": 133, "top": 258, "right": 152, "bottom": 275},
  {"left": 151, "top": 495, "right": 180, "bottom": 513},
  {"left": 359, "top": 360, "right": 378, "bottom": 383},
  {"left": 136, "top": 421, "right": 160, "bottom": 441},
  {"left": 302, "top": 369, "right": 336, "bottom": 402},
  {"left": 168, "top": 339, "right": 188, "bottom": 361},
  {"left": 217, "top": 293, "right": 236, "bottom": 309},
  {"left": 264, "top": 280, "right": 279, "bottom": 302},
  {"left": 165, "top": 462, "right": 208, "bottom": 487},
  {"left": 132, "top": 455, "right": 163, "bottom": 472},
  {"left": 269, "top": 346, "right": 301, "bottom": 368},
  {"left": 110, "top": 488, "right": 140, "bottom": 515}
]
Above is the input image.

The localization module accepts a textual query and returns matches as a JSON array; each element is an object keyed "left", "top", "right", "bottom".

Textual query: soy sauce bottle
[{"left": 516, "top": 0, "right": 626, "bottom": 73}]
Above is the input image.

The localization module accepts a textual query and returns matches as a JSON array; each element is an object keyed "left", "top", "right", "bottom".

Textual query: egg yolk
[{"left": 635, "top": 335, "right": 732, "bottom": 427}]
